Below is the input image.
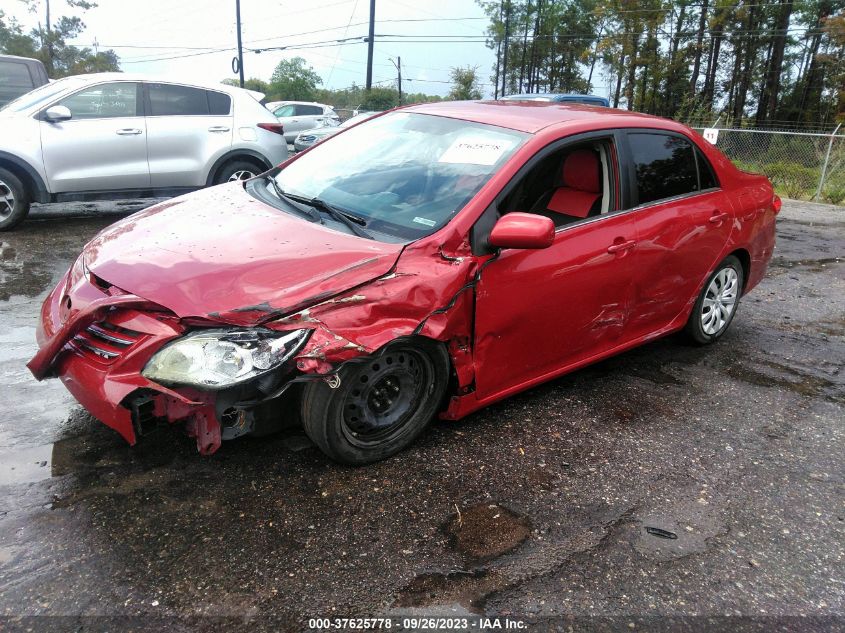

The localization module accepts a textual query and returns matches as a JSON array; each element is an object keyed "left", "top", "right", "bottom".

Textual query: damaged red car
[{"left": 28, "top": 101, "right": 778, "bottom": 464}]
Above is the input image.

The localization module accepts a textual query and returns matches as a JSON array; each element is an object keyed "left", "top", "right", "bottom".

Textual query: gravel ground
[{"left": 0, "top": 199, "right": 842, "bottom": 632}]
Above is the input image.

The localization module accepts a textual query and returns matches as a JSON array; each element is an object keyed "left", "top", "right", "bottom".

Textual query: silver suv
[
  {"left": 267, "top": 101, "right": 340, "bottom": 142},
  {"left": 0, "top": 73, "right": 288, "bottom": 230}
]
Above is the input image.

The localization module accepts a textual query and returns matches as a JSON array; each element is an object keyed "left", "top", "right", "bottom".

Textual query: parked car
[
  {"left": 269, "top": 101, "right": 340, "bottom": 142},
  {"left": 0, "top": 54, "right": 49, "bottom": 108},
  {"left": 0, "top": 73, "right": 287, "bottom": 230},
  {"left": 501, "top": 93, "right": 610, "bottom": 107},
  {"left": 293, "top": 111, "right": 377, "bottom": 152},
  {"left": 28, "top": 101, "right": 778, "bottom": 465}
]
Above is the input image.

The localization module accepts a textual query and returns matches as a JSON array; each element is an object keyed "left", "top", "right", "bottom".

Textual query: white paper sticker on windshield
[
  {"left": 438, "top": 136, "right": 514, "bottom": 166},
  {"left": 413, "top": 216, "right": 436, "bottom": 227}
]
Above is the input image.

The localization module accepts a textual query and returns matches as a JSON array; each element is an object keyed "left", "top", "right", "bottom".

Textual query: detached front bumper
[
  {"left": 28, "top": 271, "right": 262, "bottom": 453},
  {"left": 28, "top": 270, "right": 198, "bottom": 444}
]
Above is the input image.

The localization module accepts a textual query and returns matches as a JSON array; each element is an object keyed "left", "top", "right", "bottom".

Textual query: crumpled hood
[{"left": 83, "top": 183, "right": 403, "bottom": 325}]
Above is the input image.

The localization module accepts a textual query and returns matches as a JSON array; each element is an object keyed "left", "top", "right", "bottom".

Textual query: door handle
[
  {"left": 709, "top": 211, "right": 730, "bottom": 224},
  {"left": 115, "top": 128, "right": 142, "bottom": 135},
  {"left": 607, "top": 239, "right": 637, "bottom": 254},
  {"left": 208, "top": 126, "right": 230, "bottom": 132}
]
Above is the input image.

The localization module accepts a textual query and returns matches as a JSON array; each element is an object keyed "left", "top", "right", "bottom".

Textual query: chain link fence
[{"left": 689, "top": 125, "right": 845, "bottom": 205}]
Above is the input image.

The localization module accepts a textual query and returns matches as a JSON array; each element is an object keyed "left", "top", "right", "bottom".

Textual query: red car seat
[{"left": 545, "top": 149, "right": 602, "bottom": 218}]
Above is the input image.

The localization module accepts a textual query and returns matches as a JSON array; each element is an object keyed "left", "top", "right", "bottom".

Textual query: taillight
[
  {"left": 258, "top": 123, "right": 285, "bottom": 135},
  {"left": 772, "top": 194, "right": 782, "bottom": 214}
]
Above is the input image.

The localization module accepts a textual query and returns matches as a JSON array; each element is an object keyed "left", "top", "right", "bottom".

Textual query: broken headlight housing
[{"left": 142, "top": 328, "right": 310, "bottom": 389}]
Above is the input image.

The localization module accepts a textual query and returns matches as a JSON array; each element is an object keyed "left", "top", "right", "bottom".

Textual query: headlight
[{"left": 142, "top": 328, "right": 310, "bottom": 389}]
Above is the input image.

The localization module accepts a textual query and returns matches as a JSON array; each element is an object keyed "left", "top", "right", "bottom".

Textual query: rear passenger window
[
  {"left": 695, "top": 147, "right": 718, "bottom": 190},
  {"left": 629, "top": 132, "right": 698, "bottom": 205},
  {"left": 0, "top": 61, "right": 33, "bottom": 88},
  {"left": 296, "top": 104, "right": 323, "bottom": 116},
  {"left": 207, "top": 90, "right": 231, "bottom": 115},
  {"left": 148, "top": 83, "right": 209, "bottom": 116}
]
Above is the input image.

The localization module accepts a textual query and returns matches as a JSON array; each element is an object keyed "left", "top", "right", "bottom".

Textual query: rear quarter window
[{"left": 207, "top": 90, "right": 231, "bottom": 115}]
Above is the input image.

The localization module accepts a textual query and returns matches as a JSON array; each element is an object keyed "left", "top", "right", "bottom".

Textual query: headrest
[{"left": 562, "top": 149, "right": 600, "bottom": 193}]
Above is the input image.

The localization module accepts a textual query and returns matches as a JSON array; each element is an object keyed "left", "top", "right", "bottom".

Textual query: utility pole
[
  {"left": 235, "top": 0, "right": 245, "bottom": 88},
  {"left": 366, "top": 0, "right": 376, "bottom": 90},
  {"left": 501, "top": 1, "right": 510, "bottom": 98},
  {"left": 391, "top": 56, "right": 402, "bottom": 104}
]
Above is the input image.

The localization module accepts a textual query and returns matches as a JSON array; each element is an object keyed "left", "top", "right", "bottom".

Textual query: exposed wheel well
[
  {"left": 0, "top": 158, "right": 39, "bottom": 202},
  {"left": 211, "top": 153, "right": 270, "bottom": 184},
  {"left": 727, "top": 248, "right": 751, "bottom": 292}
]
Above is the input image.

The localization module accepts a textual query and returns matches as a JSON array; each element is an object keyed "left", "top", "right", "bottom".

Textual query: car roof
[
  {"left": 503, "top": 93, "right": 607, "bottom": 101},
  {"left": 402, "top": 100, "right": 685, "bottom": 135},
  {"left": 45, "top": 72, "right": 261, "bottom": 98}
]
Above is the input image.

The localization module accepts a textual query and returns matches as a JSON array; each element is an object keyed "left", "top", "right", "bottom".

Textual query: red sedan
[{"left": 28, "top": 101, "right": 778, "bottom": 464}]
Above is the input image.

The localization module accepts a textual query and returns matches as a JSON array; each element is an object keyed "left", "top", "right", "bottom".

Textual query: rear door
[
  {"left": 145, "top": 83, "right": 233, "bottom": 187},
  {"left": 40, "top": 81, "right": 149, "bottom": 192},
  {"left": 622, "top": 130, "right": 734, "bottom": 339},
  {"left": 295, "top": 104, "right": 325, "bottom": 131}
]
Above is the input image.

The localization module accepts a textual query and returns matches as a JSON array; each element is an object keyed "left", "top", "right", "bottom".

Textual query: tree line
[
  {"left": 0, "top": 1, "right": 119, "bottom": 77},
  {"left": 479, "top": 0, "right": 845, "bottom": 128}
]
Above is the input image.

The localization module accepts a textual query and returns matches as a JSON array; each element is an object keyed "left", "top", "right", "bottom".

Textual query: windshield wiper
[
  {"left": 308, "top": 198, "right": 374, "bottom": 240},
  {"left": 262, "top": 176, "right": 321, "bottom": 223}
]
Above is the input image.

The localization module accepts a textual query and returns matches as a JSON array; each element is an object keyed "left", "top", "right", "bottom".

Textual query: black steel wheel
[{"left": 301, "top": 339, "right": 450, "bottom": 465}]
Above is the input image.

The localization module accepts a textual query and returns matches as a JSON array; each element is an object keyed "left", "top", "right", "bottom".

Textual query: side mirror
[
  {"left": 488, "top": 212, "right": 555, "bottom": 250},
  {"left": 44, "top": 105, "right": 72, "bottom": 122}
]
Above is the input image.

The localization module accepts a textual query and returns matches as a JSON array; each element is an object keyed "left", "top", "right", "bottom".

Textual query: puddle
[
  {"left": 445, "top": 503, "right": 531, "bottom": 563},
  {"left": 0, "top": 444, "right": 54, "bottom": 486},
  {"left": 726, "top": 358, "right": 844, "bottom": 403},
  {"left": 393, "top": 570, "right": 507, "bottom": 611}
]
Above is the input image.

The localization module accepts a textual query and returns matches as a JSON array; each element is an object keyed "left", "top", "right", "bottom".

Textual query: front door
[
  {"left": 40, "top": 81, "right": 149, "bottom": 193},
  {"left": 473, "top": 212, "right": 641, "bottom": 400}
]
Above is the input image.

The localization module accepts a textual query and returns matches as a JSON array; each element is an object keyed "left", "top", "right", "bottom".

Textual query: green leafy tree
[
  {"left": 222, "top": 77, "right": 271, "bottom": 94},
  {"left": 269, "top": 57, "right": 322, "bottom": 101},
  {"left": 2, "top": 1, "right": 119, "bottom": 77},
  {"left": 360, "top": 86, "right": 399, "bottom": 110},
  {"left": 448, "top": 66, "right": 483, "bottom": 100}
]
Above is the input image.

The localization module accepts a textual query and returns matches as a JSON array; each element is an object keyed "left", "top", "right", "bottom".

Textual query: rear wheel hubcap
[{"left": 701, "top": 267, "right": 738, "bottom": 335}]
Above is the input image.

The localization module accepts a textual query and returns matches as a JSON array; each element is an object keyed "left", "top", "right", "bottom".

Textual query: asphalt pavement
[{"left": 0, "top": 199, "right": 842, "bottom": 632}]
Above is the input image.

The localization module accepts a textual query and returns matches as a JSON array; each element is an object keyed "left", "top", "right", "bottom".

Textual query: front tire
[
  {"left": 685, "top": 255, "right": 744, "bottom": 345},
  {"left": 0, "top": 167, "right": 31, "bottom": 231},
  {"left": 301, "top": 339, "right": 450, "bottom": 465}
]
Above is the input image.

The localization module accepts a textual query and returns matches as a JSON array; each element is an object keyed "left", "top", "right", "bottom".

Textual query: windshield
[
  {"left": 1, "top": 76, "right": 86, "bottom": 113},
  {"left": 273, "top": 112, "right": 527, "bottom": 241}
]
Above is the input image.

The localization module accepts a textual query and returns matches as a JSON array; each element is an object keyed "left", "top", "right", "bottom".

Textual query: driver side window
[{"left": 499, "top": 138, "right": 618, "bottom": 228}]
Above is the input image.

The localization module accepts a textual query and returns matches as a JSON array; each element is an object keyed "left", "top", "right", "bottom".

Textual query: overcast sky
[{"left": 1, "top": 0, "right": 500, "bottom": 97}]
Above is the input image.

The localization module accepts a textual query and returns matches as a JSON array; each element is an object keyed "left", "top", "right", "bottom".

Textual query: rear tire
[
  {"left": 213, "top": 159, "right": 264, "bottom": 185},
  {"left": 0, "top": 167, "right": 31, "bottom": 231},
  {"left": 301, "top": 339, "right": 450, "bottom": 465},
  {"left": 684, "top": 255, "right": 744, "bottom": 345}
]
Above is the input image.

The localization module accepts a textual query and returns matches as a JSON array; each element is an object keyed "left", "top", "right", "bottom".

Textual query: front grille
[{"left": 72, "top": 319, "right": 143, "bottom": 362}]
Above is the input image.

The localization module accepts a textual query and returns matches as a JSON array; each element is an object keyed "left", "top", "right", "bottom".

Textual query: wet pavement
[{"left": 0, "top": 200, "right": 843, "bottom": 631}]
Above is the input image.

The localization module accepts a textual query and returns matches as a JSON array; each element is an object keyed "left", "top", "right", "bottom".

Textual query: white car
[
  {"left": 0, "top": 73, "right": 288, "bottom": 230},
  {"left": 268, "top": 101, "right": 340, "bottom": 142}
]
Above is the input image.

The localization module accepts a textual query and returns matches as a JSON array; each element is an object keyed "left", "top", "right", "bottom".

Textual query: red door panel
[
  {"left": 473, "top": 213, "right": 640, "bottom": 400},
  {"left": 625, "top": 190, "right": 734, "bottom": 339}
]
